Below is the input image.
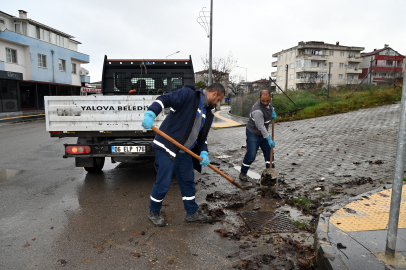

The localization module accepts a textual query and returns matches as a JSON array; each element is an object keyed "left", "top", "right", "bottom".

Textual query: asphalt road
[{"left": 0, "top": 120, "right": 244, "bottom": 270}]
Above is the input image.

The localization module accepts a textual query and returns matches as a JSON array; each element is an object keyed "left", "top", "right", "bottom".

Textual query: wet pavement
[{"left": 0, "top": 103, "right": 405, "bottom": 269}]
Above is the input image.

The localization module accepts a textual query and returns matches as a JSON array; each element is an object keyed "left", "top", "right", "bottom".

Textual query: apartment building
[
  {"left": 0, "top": 10, "right": 89, "bottom": 117},
  {"left": 359, "top": 45, "right": 404, "bottom": 84},
  {"left": 271, "top": 41, "right": 364, "bottom": 90},
  {"left": 195, "top": 69, "right": 229, "bottom": 93}
]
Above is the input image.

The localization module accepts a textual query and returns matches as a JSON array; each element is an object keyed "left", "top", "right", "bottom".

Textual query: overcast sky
[{"left": 3, "top": 0, "right": 406, "bottom": 83}]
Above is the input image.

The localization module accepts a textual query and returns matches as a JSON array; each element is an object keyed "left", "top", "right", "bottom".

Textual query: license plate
[{"left": 111, "top": 146, "right": 145, "bottom": 153}]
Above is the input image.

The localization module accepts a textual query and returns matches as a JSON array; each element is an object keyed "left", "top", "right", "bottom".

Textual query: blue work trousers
[
  {"left": 149, "top": 149, "right": 198, "bottom": 215},
  {"left": 241, "top": 129, "right": 275, "bottom": 174}
]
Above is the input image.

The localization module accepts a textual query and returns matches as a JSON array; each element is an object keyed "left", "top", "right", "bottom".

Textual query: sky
[{"left": 3, "top": 0, "right": 406, "bottom": 83}]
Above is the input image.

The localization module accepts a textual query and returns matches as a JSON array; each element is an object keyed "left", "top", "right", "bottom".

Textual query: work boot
[
  {"left": 185, "top": 210, "right": 212, "bottom": 223},
  {"left": 148, "top": 211, "right": 166, "bottom": 227},
  {"left": 239, "top": 172, "right": 248, "bottom": 182}
]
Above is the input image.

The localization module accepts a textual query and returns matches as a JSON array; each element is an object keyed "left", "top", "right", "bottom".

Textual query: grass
[
  {"left": 294, "top": 220, "right": 307, "bottom": 229},
  {"left": 403, "top": 177, "right": 406, "bottom": 182},
  {"left": 379, "top": 180, "right": 384, "bottom": 184},
  {"left": 271, "top": 84, "right": 402, "bottom": 122}
]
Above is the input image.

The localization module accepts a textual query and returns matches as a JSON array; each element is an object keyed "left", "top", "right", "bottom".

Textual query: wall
[
  {"left": 0, "top": 30, "right": 89, "bottom": 85},
  {"left": 0, "top": 40, "right": 27, "bottom": 76}
]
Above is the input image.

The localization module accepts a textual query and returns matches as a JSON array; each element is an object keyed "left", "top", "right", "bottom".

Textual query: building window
[
  {"left": 339, "top": 74, "right": 343, "bottom": 80},
  {"left": 279, "top": 55, "right": 283, "bottom": 60},
  {"left": 348, "top": 52, "right": 356, "bottom": 57},
  {"left": 290, "top": 63, "right": 294, "bottom": 68},
  {"left": 14, "top": 23, "right": 21, "bottom": 34},
  {"left": 38, "top": 54, "right": 47, "bottom": 68},
  {"left": 289, "top": 85, "right": 293, "bottom": 89},
  {"left": 278, "top": 76, "right": 282, "bottom": 81},
  {"left": 329, "top": 51, "right": 334, "bottom": 56},
  {"left": 381, "top": 73, "right": 387, "bottom": 77},
  {"left": 59, "top": 59, "right": 66, "bottom": 71},
  {"left": 289, "top": 74, "right": 294, "bottom": 80},
  {"left": 339, "top": 63, "right": 344, "bottom": 68},
  {"left": 290, "top": 51, "right": 295, "bottom": 57},
  {"left": 329, "top": 62, "right": 333, "bottom": 67},
  {"left": 328, "top": 74, "right": 333, "bottom": 79},
  {"left": 347, "top": 74, "right": 355, "bottom": 80},
  {"left": 279, "top": 65, "right": 283, "bottom": 71},
  {"left": 386, "top": 60, "right": 393, "bottom": 67},
  {"left": 71, "top": 63, "right": 77, "bottom": 74},
  {"left": 340, "top": 51, "right": 345, "bottom": 57},
  {"left": 6, "top": 48, "right": 17, "bottom": 63}
]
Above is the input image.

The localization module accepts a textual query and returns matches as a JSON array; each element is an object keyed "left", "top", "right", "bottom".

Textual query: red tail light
[
  {"left": 52, "top": 131, "right": 63, "bottom": 134},
  {"left": 66, "top": 146, "right": 91, "bottom": 154}
]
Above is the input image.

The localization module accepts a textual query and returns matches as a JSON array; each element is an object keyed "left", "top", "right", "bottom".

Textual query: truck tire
[{"left": 77, "top": 137, "right": 105, "bottom": 172}]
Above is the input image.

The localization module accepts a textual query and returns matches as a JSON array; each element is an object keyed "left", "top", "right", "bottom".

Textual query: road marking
[
  {"left": 0, "top": 114, "right": 45, "bottom": 121},
  {"left": 212, "top": 110, "right": 241, "bottom": 128}
]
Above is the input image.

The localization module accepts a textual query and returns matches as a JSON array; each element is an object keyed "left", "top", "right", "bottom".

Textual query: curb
[{"left": 314, "top": 185, "right": 394, "bottom": 270}]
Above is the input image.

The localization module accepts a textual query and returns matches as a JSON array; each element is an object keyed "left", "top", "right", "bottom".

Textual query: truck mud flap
[{"left": 76, "top": 157, "right": 93, "bottom": 167}]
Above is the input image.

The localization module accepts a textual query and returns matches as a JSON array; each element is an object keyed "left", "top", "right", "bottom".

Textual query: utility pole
[
  {"left": 285, "top": 64, "right": 288, "bottom": 91},
  {"left": 208, "top": 0, "right": 213, "bottom": 87},
  {"left": 369, "top": 57, "right": 373, "bottom": 91},
  {"left": 385, "top": 67, "right": 406, "bottom": 257},
  {"left": 327, "top": 62, "right": 331, "bottom": 101}
]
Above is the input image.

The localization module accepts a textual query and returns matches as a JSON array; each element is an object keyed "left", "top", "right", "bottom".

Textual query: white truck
[{"left": 45, "top": 56, "right": 195, "bottom": 172}]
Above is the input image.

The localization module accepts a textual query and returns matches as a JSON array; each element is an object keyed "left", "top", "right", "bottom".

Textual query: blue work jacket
[{"left": 148, "top": 85, "right": 214, "bottom": 173}]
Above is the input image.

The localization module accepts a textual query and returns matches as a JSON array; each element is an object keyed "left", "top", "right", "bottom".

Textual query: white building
[{"left": 271, "top": 41, "right": 364, "bottom": 90}]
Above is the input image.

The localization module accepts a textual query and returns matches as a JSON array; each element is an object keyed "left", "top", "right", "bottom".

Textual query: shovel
[
  {"left": 151, "top": 126, "right": 245, "bottom": 191},
  {"left": 260, "top": 97, "right": 279, "bottom": 192}
]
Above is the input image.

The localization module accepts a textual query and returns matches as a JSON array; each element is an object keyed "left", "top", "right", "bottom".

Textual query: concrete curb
[{"left": 314, "top": 185, "right": 395, "bottom": 270}]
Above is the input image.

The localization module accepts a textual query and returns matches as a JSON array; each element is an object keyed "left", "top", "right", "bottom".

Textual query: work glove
[
  {"left": 271, "top": 110, "right": 277, "bottom": 120},
  {"left": 142, "top": 111, "right": 156, "bottom": 129},
  {"left": 267, "top": 135, "right": 275, "bottom": 148},
  {"left": 199, "top": 151, "right": 210, "bottom": 167}
]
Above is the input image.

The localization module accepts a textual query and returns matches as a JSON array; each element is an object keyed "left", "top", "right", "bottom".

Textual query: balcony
[
  {"left": 347, "top": 57, "right": 363, "bottom": 63},
  {"left": 271, "top": 71, "right": 278, "bottom": 77},
  {"left": 296, "top": 54, "right": 328, "bottom": 61},
  {"left": 346, "top": 69, "right": 362, "bottom": 74},
  {"left": 272, "top": 61, "right": 278, "bottom": 67},
  {"left": 296, "top": 66, "right": 327, "bottom": 73}
]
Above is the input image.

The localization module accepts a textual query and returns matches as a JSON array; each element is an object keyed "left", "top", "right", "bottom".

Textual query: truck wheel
[
  {"left": 77, "top": 137, "right": 105, "bottom": 172},
  {"left": 84, "top": 157, "right": 105, "bottom": 172}
]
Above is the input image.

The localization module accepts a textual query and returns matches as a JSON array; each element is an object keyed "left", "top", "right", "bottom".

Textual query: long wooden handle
[
  {"left": 152, "top": 126, "right": 245, "bottom": 191},
  {"left": 270, "top": 119, "right": 274, "bottom": 165}
]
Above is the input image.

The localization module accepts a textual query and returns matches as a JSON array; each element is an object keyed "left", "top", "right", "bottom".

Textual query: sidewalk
[
  {"left": 0, "top": 110, "right": 45, "bottom": 124},
  {"left": 212, "top": 106, "right": 247, "bottom": 128},
  {"left": 315, "top": 185, "right": 406, "bottom": 270}
]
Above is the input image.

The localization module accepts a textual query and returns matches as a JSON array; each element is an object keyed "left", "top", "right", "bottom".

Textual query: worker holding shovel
[
  {"left": 239, "top": 90, "right": 277, "bottom": 182},
  {"left": 141, "top": 83, "right": 225, "bottom": 227}
]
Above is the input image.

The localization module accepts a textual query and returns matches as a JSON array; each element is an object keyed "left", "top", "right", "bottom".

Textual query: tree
[
  {"left": 228, "top": 74, "right": 245, "bottom": 96},
  {"left": 200, "top": 51, "right": 237, "bottom": 85},
  {"left": 195, "top": 81, "right": 207, "bottom": 89}
]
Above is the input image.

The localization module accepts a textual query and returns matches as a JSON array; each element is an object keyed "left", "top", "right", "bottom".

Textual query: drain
[{"left": 239, "top": 211, "right": 298, "bottom": 233}]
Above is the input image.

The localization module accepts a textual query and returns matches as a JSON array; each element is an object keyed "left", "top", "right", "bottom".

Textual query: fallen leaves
[
  {"left": 133, "top": 253, "right": 140, "bottom": 258},
  {"left": 167, "top": 260, "right": 174, "bottom": 264},
  {"left": 23, "top": 242, "right": 30, "bottom": 247},
  {"left": 134, "top": 232, "right": 139, "bottom": 236}
]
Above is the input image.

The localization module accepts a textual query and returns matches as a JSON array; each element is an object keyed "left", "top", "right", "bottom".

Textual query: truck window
[
  {"left": 114, "top": 72, "right": 126, "bottom": 91},
  {"left": 171, "top": 73, "right": 184, "bottom": 90},
  {"left": 131, "top": 73, "right": 168, "bottom": 94}
]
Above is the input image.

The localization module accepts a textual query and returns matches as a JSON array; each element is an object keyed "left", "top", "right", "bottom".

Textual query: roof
[
  {"left": 251, "top": 79, "right": 269, "bottom": 83},
  {"left": 0, "top": 10, "right": 74, "bottom": 38},
  {"left": 195, "top": 69, "right": 229, "bottom": 75},
  {"left": 361, "top": 47, "right": 404, "bottom": 58}
]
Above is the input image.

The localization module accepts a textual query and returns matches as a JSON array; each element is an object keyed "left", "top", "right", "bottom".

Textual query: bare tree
[
  {"left": 200, "top": 51, "right": 238, "bottom": 85},
  {"left": 228, "top": 74, "right": 245, "bottom": 95}
]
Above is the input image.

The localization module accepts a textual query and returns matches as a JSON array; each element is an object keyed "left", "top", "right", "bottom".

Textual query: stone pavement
[
  {"left": 210, "top": 103, "right": 403, "bottom": 198},
  {"left": 210, "top": 103, "right": 406, "bottom": 269}
]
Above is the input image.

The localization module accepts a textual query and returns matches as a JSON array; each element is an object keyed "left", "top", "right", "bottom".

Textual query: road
[
  {"left": 0, "top": 120, "right": 244, "bottom": 269},
  {"left": 1, "top": 103, "right": 405, "bottom": 269}
]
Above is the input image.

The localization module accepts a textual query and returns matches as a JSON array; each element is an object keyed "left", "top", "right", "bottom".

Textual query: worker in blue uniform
[{"left": 142, "top": 83, "right": 225, "bottom": 226}]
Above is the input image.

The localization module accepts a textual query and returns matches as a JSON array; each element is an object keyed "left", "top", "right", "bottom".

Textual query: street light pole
[
  {"left": 208, "top": 0, "right": 213, "bottom": 86},
  {"left": 237, "top": 66, "right": 248, "bottom": 94},
  {"left": 166, "top": 51, "right": 180, "bottom": 59}
]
